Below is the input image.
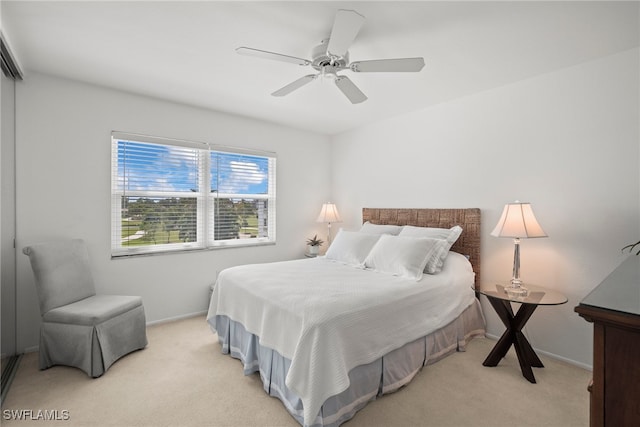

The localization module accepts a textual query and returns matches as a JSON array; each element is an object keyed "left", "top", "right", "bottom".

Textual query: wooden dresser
[{"left": 575, "top": 255, "right": 640, "bottom": 427}]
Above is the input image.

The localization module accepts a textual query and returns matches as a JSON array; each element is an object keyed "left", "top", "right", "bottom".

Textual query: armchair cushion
[{"left": 42, "top": 295, "right": 144, "bottom": 325}]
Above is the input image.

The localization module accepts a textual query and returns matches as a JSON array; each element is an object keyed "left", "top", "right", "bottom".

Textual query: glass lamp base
[{"left": 505, "top": 285, "right": 529, "bottom": 298}]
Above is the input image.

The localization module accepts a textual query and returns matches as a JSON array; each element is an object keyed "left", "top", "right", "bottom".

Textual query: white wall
[
  {"left": 331, "top": 48, "right": 640, "bottom": 368},
  {"left": 14, "top": 73, "right": 331, "bottom": 352}
]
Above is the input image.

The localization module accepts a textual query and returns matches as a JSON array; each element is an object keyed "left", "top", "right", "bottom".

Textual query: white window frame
[{"left": 111, "top": 132, "right": 276, "bottom": 257}]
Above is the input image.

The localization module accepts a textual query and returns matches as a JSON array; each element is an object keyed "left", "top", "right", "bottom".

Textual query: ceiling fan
[{"left": 236, "top": 9, "right": 425, "bottom": 104}]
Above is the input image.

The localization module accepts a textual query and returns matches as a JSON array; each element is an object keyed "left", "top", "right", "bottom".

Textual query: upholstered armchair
[{"left": 23, "top": 239, "right": 147, "bottom": 377}]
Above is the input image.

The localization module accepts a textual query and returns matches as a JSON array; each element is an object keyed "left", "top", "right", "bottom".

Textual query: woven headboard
[{"left": 362, "top": 208, "right": 481, "bottom": 287}]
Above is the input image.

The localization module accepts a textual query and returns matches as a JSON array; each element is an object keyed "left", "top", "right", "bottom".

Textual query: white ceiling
[{"left": 2, "top": 1, "right": 639, "bottom": 135}]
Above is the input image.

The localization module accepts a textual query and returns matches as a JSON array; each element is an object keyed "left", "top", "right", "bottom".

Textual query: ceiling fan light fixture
[{"left": 320, "top": 65, "right": 337, "bottom": 80}]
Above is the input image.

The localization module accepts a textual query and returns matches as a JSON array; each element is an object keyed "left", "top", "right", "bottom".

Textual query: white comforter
[{"left": 207, "top": 252, "right": 476, "bottom": 426}]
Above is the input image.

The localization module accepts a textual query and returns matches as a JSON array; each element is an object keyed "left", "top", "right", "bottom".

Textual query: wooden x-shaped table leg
[{"left": 482, "top": 296, "right": 544, "bottom": 383}]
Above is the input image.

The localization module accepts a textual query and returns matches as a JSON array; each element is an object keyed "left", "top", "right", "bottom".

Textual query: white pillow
[
  {"left": 364, "top": 235, "right": 440, "bottom": 281},
  {"left": 441, "top": 251, "right": 474, "bottom": 275},
  {"left": 325, "top": 230, "right": 381, "bottom": 268},
  {"left": 359, "top": 221, "right": 403, "bottom": 236},
  {"left": 398, "top": 225, "right": 463, "bottom": 274}
]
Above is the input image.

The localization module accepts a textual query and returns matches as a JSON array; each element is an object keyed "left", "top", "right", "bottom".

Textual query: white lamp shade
[
  {"left": 491, "top": 202, "right": 547, "bottom": 238},
  {"left": 317, "top": 203, "right": 342, "bottom": 223}
]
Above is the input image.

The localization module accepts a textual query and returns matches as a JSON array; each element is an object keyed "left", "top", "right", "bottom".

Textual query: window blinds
[{"left": 111, "top": 132, "right": 276, "bottom": 256}]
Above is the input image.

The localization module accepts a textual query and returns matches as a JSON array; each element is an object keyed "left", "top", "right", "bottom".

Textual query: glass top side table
[{"left": 477, "top": 283, "right": 567, "bottom": 383}]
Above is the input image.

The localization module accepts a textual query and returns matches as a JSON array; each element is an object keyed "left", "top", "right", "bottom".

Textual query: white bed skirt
[{"left": 212, "top": 298, "right": 485, "bottom": 427}]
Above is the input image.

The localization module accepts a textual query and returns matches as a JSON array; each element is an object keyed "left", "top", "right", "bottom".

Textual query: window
[{"left": 111, "top": 132, "right": 276, "bottom": 256}]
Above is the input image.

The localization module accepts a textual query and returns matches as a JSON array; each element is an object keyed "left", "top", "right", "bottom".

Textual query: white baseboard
[
  {"left": 483, "top": 333, "right": 593, "bottom": 371},
  {"left": 22, "top": 345, "right": 38, "bottom": 354},
  {"left": 146, "top": 310, "right": 207, "bottom": 326}
]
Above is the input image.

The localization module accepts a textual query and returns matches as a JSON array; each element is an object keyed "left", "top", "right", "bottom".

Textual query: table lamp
[
  {"left": 317, "top": 203, "right": 342, "bottom": 245},
  {"left": 491, "top": 201, "right": 547, "bottom": 296}
]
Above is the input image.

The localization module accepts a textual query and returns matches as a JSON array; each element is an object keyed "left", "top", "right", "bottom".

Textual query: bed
[{"left": 207, "top": 208, "right": 485, "bottom": 426}]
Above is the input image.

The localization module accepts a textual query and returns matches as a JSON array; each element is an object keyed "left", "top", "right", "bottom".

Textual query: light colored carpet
[{"left": 1, "top": 315, "right": 590, "bottom": 426}]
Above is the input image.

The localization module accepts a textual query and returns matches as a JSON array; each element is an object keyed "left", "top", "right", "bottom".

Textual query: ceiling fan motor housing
[{"left": 311, "top": 39, "right": 349, "bottom": 72}]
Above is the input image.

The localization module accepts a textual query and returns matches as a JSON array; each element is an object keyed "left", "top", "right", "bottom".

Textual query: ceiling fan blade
[
  {"left": 326, "top": 9, "right": 365, "bottom": 58},
  {"left": 334, "top": 76, "right": 367, "bottom": 104},
  {"left": 236, "top": 47, "right": 311, "bottom": 66},
  {"left": 271, "top": 74, "right": 317, "bottom": 97},
  {"left": 350, "top": 58, "right": 426, "bottom": 73}
]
